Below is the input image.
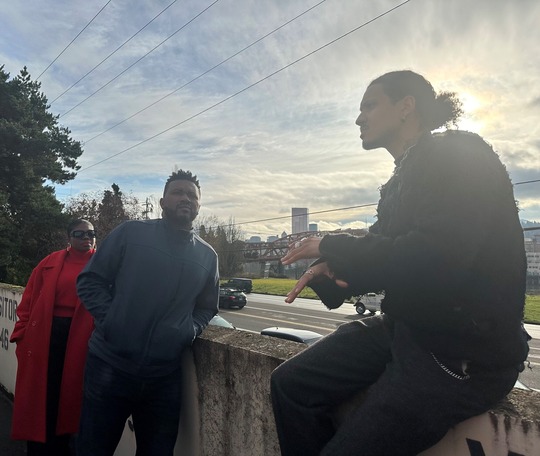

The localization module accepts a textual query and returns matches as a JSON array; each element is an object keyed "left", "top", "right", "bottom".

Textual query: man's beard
[
  {"left": 362, "top": 138, "right": 379, "bottom": 150},
  {"left": 162, "top": 206, "right": 197, "bottom": 228},
  {"left": 362, "top": 134, "right": 385, "bottom": 151}
]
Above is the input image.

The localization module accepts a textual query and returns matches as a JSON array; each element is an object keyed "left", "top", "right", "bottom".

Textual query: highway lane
[
  {"left": 218, "top": 293, "right": 364, "bottom": 335},
  {"left": 218, "top": 293, "right": 540, "bottom": 390},
  {"left": 219, "top": 295, "right": 355, "bottom": 334}
]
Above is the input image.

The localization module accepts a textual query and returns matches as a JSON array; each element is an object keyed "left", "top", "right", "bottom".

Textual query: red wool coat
[{"left": 10, "top": 248, "right": 95, "bottom": 442}]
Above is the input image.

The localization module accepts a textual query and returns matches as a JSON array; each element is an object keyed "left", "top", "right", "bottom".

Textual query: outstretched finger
[
  {"left": 281, "top": 249, "right": 302, "bottom": 265},
  {"left": 284, "top": 269, "right": 314, "bottom": 303},
  {"left": 281, "top": 237, "right": 321, "bottom": 265}
]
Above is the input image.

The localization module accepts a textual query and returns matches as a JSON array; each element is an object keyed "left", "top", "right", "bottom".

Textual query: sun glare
[{"left": 457, "top": 92, "right": 484, "bottom": 134}]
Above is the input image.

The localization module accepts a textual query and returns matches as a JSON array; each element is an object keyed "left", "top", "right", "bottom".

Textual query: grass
[
  {"left": 251, "top": 278, "right": 319, "bottom": 300},
  {"left": 525, "top": 295, "right": 540, "bottom": 325},
  {"left": 224, "top": 278, "right": 540, "bottom": 325}
]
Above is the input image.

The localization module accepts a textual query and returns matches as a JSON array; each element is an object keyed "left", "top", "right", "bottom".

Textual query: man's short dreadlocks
[{"left": 163, "top": 170, "right": 200, "bottom": 196}]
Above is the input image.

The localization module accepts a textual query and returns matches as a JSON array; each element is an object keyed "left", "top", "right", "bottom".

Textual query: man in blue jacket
[{"left": 76, "top": 170, "right": 219, "bottom": 456}]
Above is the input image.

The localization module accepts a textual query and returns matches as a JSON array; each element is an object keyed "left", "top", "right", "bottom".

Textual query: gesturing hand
[
  {"left": 281, "top": 237, "right": 322, "bottom": 265},
  {"left": 285, "top": 262, "right": 349, "bottom": 303}
]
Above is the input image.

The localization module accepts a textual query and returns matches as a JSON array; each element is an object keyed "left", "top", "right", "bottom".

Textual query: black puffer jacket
[{"left": 315, "top": 131, "right": 529, "bottom": 368}]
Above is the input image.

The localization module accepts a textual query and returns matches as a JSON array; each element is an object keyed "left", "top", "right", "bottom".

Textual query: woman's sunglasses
[{"left": 71, "top": 230, "right": 97, "bottom": 239}]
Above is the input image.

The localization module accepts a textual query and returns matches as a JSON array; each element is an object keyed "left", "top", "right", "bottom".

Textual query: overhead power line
[
  {"left": 37, "top": 0, "right": 113, "bottom": 80},
  {"left": 514, "top": 179, "right": 540, "bottom": 186},
  {"left": 77, "top": 0, "right": 411, "bottom": 172},
  {"left": 203, "top": 177, "right": 540, "bottom": 231},
  {"left": 83, "top": 0, "right": 328, "bottom": 144},
  {"left": 51, "top": 0, "right": 180, "bottom": 105},
  {"left": 59, "top": 0, "right": 221, "bottom": 118},
  {"left": 233, "top": 203, "right": 378, "bottom": 226}
]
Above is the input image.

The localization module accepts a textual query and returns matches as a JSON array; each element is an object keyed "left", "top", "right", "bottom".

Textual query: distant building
[
  {"left": 292, "top": 208, "right": 308, "bottom": 234},
  {"left": 247, "top": 236, "right": 261, "bottom": 243},
  {"left": 309, "top": 223, "right": 318, "bottom": 232},
  {"left": 267, "top": 235, "right": 278, "bottom": 242},
  {"left": 524, "top": 234, "right": 540, "bottom": 291},
  {"left": 525, "top": 235, "right": 540, "bottom": 275}
]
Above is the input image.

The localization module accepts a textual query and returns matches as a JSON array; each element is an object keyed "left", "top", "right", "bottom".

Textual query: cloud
[
  {"left": 2, "top": 0, "right": 540, "bottom": 238},
  {"left": 529, "top": 97, "right": 540, "bottom": 109}
]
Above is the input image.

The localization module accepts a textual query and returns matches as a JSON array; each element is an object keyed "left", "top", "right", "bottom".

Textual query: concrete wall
[
  {"left": 193, "top": 326, "right": 305, "bottom": 455},
  {"left": 0, "top": 283, "right": 21, "bottom": 396},
  {"left": 2, "top": 283, "right": 540, "bottom": 455},
  {"left": 195, "top": 327, "right": 540, "bottom": 456}
]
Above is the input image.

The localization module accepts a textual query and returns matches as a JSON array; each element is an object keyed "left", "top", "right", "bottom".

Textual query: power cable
[
  {"left": 59, "top": 0, "right": 221, "bottom": 118},
  {"left": 36, "top": 0, "right": 113, "bottom": 80},
  {"left": 201, "top": 177, "right": 540, "bottom": 231},
  {"left": 50, "top": 0, "right": 180, "bottom": 105},
  {"left": 83, "top": 0, "right": 328, "bottom": 144},
  {"left": 233, "top": 203, "right": 378, "bottom": 226},
  {"left": 76, "top": 0, "right": 411, "bottom": 172}
]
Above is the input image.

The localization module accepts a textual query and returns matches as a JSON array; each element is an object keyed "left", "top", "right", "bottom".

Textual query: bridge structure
[{"left": 242, "top": 228, "right": 368, "bottom": 262}]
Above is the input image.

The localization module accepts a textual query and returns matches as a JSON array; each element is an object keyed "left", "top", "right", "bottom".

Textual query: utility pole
[{"left": 142, "top": 197, "right": 153, "bottom": 220}]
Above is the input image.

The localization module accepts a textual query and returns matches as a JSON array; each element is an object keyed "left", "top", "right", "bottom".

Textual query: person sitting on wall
[{"left": 271, "top": 70, "right": 531, "bottom": 456}]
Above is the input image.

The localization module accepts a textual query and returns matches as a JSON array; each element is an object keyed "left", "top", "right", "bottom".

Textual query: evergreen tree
[
  {"left": 98, "top": 183, "right": 128, "bottom": 239},
  {"left": 195, "top": 215, "right": 245, "bottom": 277},
  {"left": 65, "top": 184, "right": 141, "bottom": 241},
  {"left": 0, "top": 66, "right": 82, "bottom": 284}
]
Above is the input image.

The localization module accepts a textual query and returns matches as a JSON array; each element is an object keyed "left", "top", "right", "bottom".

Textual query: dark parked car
[
  {"left": 219, "top": 287, "right": 247, "bottom": 309},
  {"left": 223, "top": 278, "right": 253, "bottom": 293}
]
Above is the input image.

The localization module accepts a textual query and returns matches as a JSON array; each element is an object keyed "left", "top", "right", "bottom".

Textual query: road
[{"left": 219, "top": 293, "right": 540, "bottom": 390}]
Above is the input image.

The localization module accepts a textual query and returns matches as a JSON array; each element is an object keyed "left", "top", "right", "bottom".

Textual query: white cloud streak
[{"left": 1, "top": 0, "right": 540, "bottom": 238}]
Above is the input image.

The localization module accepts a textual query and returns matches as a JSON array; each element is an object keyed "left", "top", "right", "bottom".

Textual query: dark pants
[
  {"left": 271, "top": 315, "right": 520, "bottom": 456},
  {"left": 27, "top": 317, "right": 73, "bottom": 456},
  {"left": 76, "top": 352, "right": 183, "bottom": 456}
]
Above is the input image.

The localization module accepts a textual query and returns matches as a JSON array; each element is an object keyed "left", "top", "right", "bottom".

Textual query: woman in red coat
[{"left": 10, "top": 219, "right": 96, "bottom": 456}]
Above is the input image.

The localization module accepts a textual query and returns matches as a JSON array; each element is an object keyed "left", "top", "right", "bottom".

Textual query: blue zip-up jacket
[{"left": 77, "top": 218, "right": 219, "bottom": 376}]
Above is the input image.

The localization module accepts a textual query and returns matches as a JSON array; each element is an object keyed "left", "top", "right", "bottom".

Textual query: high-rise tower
[{"left": 292, "top": 208, "right": 308, "bottom": 234}]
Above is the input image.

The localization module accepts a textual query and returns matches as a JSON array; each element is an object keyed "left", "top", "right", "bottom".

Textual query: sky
[{"left": 1, "top": 0, "right": 540, "bottom": 240}]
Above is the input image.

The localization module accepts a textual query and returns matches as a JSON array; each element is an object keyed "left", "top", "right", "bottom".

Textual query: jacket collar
[
  {"left": 161, "top": 218, "right": 195, "bottom": 242},
  {"left": 394, "top": 132, "right": 432, "bottom": 166}
]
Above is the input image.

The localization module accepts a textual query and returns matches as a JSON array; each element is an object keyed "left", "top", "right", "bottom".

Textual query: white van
[{"left": 353, "top": 293, "right": 383, "bottom": 315}]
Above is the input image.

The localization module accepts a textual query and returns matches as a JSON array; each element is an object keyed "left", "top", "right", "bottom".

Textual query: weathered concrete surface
[
  {"left": 494, "top": 387, "right": 540, "bottom": 423},
  {"left": 421, "top": 388, "right": 540, "bottom": 455},
  {"left": 193, "top": 326, "right": 305, "bottom": 456},
  {"left": 194, "top": 326, "right": 540, "bottom": 456}
]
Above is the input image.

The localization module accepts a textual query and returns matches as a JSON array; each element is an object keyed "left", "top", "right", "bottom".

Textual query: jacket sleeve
[
  {"left": 10, "top": 265, "right": 40, "bottom": 343},
  {"left": 319, "top": 133, "right": 515, "bottom": 320},
  {"left": 192, "top": 255, "right": 219, "bottom": 336},
  {"left": 77, "top": 224, "right": 126, "bottom": 324}
]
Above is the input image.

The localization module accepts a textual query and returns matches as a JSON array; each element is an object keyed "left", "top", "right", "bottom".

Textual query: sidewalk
[{"left": 0, "top": 392, "right": 25, "bottom": 456}]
